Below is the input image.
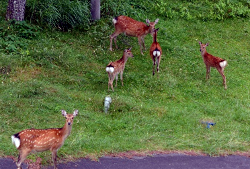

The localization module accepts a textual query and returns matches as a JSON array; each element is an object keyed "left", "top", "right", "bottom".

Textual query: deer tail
[
  {"left": 112, "top": 17, "right": 118, "bottom": 24},
  {"left": 153, "top": 48, "right": 161, "bottom": 58},
  {"left": 106, "top": 65, "right": 114, "bottom": 73},
  {"left": 11, "top": 133, "right": 20, "bottom": 149},
  {"left": 219, "top": 60, "right": 227, "bottom": 68}
]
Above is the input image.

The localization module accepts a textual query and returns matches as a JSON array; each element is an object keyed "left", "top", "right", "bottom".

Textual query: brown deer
[
  {"left": 110, "top": 15, "right": 159, "bottom": 55},
  {"left": 199, "top": 42, "right": 227, "bottom": 89},
  {"left": 106, "top": 47, "right": 134, "bottom": 91},
  {"left": 11, "top": 110, "right": 78, "bottom": 169},
  {"left": 150, "top": 28, "right": 162, "bottom": 76}
]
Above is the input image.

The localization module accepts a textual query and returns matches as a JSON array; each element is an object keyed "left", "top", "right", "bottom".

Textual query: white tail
[
  {"left": 106, "top": 48, "right": 134, "bottom": 91},
  {"left": 199, "top": 42, "right": 227, "bottom": 89},
  {"left": 11, "top": 135, "right": 20, "bottom": 148},
  {"left": 219, "top": 60, "right": 227, "bottom": 68},
  {"left": 11, "top": 110, "right": 78, "bottom": 169},
  {"left": 110, "top": 15, "right": 159, "bottom": 55},
  {"left": 106, "top": 66, "right": 114, "bottom": 73}
]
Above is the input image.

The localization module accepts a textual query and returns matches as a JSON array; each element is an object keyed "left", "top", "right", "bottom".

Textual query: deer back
[
  {"left": 114, "top": 16, "right": 158, "bottom": 37},
  {"left": 15, "top": 128, "right": 64, "bottom": 152}
]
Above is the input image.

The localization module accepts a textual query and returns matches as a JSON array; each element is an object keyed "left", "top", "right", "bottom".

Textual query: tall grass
[{"left": 25, "top": 0, "right": 91, "bottom": 30}]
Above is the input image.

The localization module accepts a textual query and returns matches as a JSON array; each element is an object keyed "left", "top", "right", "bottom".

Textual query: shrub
[
  {"left": 0, "top": 20, "right": 39, "bottom": 53},
  {"left": 101, "top": 0, "right": 152, "bottom": 19},
  {"left": 25, "top": 0, "right": 91, "bottom": 31},
  {"left": 153, "top": 0, "right": 250, "bottom": 20}
]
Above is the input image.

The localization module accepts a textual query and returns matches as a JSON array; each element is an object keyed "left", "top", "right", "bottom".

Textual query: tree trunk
[
  {"left": 6, "top": 0, "right": 27, "bottom": 21},
  {"left": 91, "top": 0, "right": 100, "bottom": 21}
]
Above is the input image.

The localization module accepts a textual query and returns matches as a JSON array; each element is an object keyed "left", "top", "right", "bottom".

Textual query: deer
[
  {"left": 150, "top": 28, "right": 162, "bottom": 76},
  {"left": 11, "top": 110, "right": 78, "bottom": 169},
  {"left": 199, "top": 42, "right": 227, "bottom": 89},
  {"left": 109, "top": 15, "right": 159, "bottom": 55},
  {"left": 106, "top": 47, "right": 134, "bottom": 91}
]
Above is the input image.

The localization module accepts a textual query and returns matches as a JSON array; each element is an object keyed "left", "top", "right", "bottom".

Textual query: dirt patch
[{"left": 105, "top": 150, "right": 207, "bottom": 159}]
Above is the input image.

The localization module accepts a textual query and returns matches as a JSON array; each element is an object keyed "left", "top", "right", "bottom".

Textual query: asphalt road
[{"left": 1, "top": 154, "right": 250, "bottom": 169}]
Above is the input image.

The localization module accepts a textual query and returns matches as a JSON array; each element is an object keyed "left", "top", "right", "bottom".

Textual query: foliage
[
  {"left": 25, "top": 0, "right": 91, "bottom": 31},
  {"left": 153, "top": 0, "right": 250, "bottom": 20},
  {"left": 0, "top": 1, "right": 7, "bottom": 19},
  {"left": 101, "top": 0, "right": 153, "bottom": 20},
  {"left": 0, "top": 20, "right": 40, "bottom": 53}
]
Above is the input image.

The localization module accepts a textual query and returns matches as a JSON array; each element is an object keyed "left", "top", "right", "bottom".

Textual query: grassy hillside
[{"left": 1, "top": 1, "right": 250, "bottom": 166}]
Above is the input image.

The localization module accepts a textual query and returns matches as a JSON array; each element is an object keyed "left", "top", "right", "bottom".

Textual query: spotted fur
[
  {"left": 11, "top": 110, "right": 78, "bottom": 169},
  {"left": 110, "top": 15, "right": 159, "bottom": 55}
]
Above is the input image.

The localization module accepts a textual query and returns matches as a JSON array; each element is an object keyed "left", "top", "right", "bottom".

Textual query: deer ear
[
  {"left": 146, "top": 19, "right": 150, "bottom": 24},
  {"left": 128, "top": 47, "right": 132, "bottom": 51},
  {"left": 73, "top": 110, "right": 78, "bottom": 117},
  {"left": 61, "top": 110, "right": 67, "bottom": 117},
  {"left": 199, "top": 41, "right": 202, "bottom": 45},
  {"left": 206, "top": 43, "right": 209, "bottom": 46},
  {"left": 155, "top": 18, "right": 159, "bottom": 24}
]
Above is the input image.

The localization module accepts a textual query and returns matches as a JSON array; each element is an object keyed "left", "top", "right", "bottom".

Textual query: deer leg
[
  {"left": 141, "top": 37, "right": 146, "bottom": 51},
  {"left": 109, "top": 33, "right": 116, "bottom": 51},
  {"left": 206, "top": 66, "right": 211, "bottom": 80},
  {"left": 108, "top": 74, "right": 112, "bottom": 91},
  {"left": 108, "top": 74, "right": 115, "bottom": 91},
  {"left": 114, "top": 37, "right": 118, "bottom": 49},
  {"left": 156, "top": 56, "right": 160, "bottom": 73},
  {"left": 217, "top": 67, "right": 227, "bottom": 89},
  {"left": 16, "top": 149, "right": 31, "bottom": 169},
  {"left": 115, "top": 74, "right": 118, "bottom": 87},
  {"left": 153, "top": 58, "right": 156, "bottom": 76},
  {"left": 110, "top": 30, "right": 121, "bottom": 51},
  {"left": 138, "top": 37, "right": 144, "bottom": 55},
  {"left": 120, "top": 71, "right": 124, "bottom": 86},
  {"left": 52, "top": 150, "right": 58, "bottom": 169}
]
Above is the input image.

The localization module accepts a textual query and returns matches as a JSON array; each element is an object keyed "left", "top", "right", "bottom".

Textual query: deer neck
[
  {"left": 201, "top": 49, "right": 208, "bottom": 57},
  {"left": 121, "top": 54, "right": 129, "bottom": 63},
  {"left": 153, "top": 32, "right": 157, "bottom": 43},
  {"left": 61, "top": 122, "right": 73, "bottom": 140}
]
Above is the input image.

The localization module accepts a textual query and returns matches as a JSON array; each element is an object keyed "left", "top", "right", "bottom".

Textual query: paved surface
[{"left": 1, "top": 154, "right": 250, "bottom": 169}]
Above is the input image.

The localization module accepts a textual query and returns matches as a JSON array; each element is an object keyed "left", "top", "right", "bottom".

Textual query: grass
[{"left": 1, "top": 15, "right": 250, "bottom": 165}]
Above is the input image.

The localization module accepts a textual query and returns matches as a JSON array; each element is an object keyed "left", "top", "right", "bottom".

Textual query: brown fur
[
  {"left": 106, "top": 48, "right": 134, "bottom": 91},
  {"left": 110, "top": 15, "right": 159, "bottom": 55},
  {"left": 150, "top": 28, "right": 162, "bottom": 76},
  {"left": 199, "top": 42, "right": 227, "bottom": 89},
  {"left": 12, "top": 110, "right": 78, "bottom": 169}
]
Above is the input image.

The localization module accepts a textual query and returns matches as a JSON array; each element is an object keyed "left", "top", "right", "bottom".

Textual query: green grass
[{"left": 1, "top": 16, "right": 250, "bottom": 165}]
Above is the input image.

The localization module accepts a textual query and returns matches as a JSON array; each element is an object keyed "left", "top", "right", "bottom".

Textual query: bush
[
  {"left": 0, "top": 20, "right": 40, "bottom": 53},
  {"left": 25, "top": 0, "right": 91, "bottom": 31},
  {"left": 101, "top": 0, "right": 153, "bottom": 19},
  {"left": 153, "top": 0, "right": 250, "bottom": 20}
]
